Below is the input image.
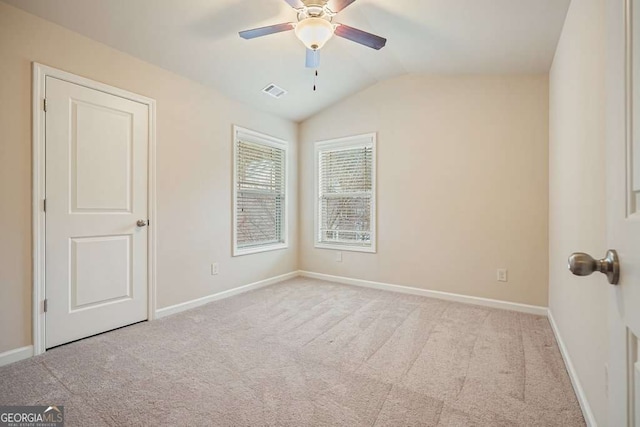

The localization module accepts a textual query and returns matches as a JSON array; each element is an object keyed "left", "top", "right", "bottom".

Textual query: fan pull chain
[{"left": 313, "top": 70, "right": 318, "bottom": 91}]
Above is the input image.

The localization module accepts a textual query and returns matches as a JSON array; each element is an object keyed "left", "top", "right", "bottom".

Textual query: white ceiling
[{"left": 3, "top": 0, "right": 570, "bottom": 122}]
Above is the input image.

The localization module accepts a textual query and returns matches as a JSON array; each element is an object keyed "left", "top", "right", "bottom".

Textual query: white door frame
[{"left": 31, "top": 63, "right": 157, "bottom": 356}]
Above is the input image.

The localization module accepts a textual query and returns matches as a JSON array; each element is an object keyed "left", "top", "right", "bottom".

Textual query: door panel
[
  {"left": 70, "top": 235, "right": 132, "bottom": 310},
  {"left": 45, "top": 76, "right": 149, "bottom": 348},
  {"left": 72, "top": 100, "right": 134, "bottom": 213}
]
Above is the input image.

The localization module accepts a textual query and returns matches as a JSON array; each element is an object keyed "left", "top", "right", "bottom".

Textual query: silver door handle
[
  {"left": 136, "top": 220, "right": 148, "bottom": 227},
  {"left": 568, "top": 250, "right": 620, "bottom": 285}
]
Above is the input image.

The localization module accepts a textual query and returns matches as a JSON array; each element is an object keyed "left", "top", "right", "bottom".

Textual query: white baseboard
[
  {"left": 0, "top": 345, "right": 33, "bottom": 367},
  {"left": 547, "top": 309, "right": 597, "bottom": 427},
  {"left": 155, "top": 271, "right": 298, "bottom": 319},
  {"left": 298, "top": 271, "right": 548, "bottom": 316}
]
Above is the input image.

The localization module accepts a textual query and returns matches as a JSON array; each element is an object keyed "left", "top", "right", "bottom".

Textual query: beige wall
[
  {"left": 548, "top": 0, "right": 608, "bottom": 424},
  {"left": 0, "top": 2, "right": 298, "bottom": 354},
  {"left": 299, "top": 74, "right": 549, "bottom": 306}
]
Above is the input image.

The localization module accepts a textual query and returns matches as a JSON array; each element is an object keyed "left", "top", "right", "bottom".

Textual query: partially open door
[{"left": 606, "top": 0, "right": 640, "bottom": 425}]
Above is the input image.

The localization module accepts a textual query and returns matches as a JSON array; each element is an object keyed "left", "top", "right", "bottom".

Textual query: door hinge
[
  {"left": 43, "top": 299, "right": 48, "bottom": 313},
  {"left": 147, "top": 219, "right": 150, "bottom": 226},
  {"left": 43, "top": 199, "right": 46, "bottom": 212},
  {"left": 43, "top": 98, "right": 47, "bottom": 112}
]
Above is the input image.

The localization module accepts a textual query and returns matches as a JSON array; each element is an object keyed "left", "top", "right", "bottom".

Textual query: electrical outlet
[
  {"left": 336, "top": 251, "right": 343, "bottom": 262},
  {"left": 497, "top": 269, "right": 508, "bottom": 282},
  {"left": 211, "top": 263, "right": 219, "bottom": 276}
]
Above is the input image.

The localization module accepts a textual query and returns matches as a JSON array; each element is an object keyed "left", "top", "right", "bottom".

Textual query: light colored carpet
[{"left": 0, "top": 278, "right": 585, "bottom": 426}]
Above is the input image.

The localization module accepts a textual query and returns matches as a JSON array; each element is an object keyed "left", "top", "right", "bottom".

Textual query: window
[
  {"left": 315, "top": 133, "right": 376, "bottom": 253},
  {"left": 233, "top": 126, "right": 287, "bottom": 256}
]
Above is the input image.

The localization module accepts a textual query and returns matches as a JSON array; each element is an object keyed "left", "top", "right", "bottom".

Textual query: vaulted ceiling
[{"left": 3, "top": 0, "right": 570, "bottom": 121}]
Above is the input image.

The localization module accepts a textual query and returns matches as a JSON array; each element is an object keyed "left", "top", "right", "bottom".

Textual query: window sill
[
  {"left": 233, "top": 242, "right": 288, "bottom": 257},
  {"left": 314, "top": 243, "right": 377, "bottom": 254}
]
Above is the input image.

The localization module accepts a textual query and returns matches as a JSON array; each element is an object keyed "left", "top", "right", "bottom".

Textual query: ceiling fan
[{"left": 239, "top": 0, "right": 387, "bottom": 68}]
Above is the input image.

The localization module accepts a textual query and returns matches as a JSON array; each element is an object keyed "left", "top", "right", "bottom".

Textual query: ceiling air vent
[{"left": 262, "top": 83, "right": 287, "bottom": 99}]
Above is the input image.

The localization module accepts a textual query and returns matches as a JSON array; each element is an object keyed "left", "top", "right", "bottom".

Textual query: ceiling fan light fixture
[{"left": 294, "top": 18, "right": 335, "bottom": 50}]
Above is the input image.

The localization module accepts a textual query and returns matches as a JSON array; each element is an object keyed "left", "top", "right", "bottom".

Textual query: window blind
[
  {"left": 236, "top": 139, "right": 285, "bottom": 249},
  {"left": 318, "top": 144, "right": 374, "bottom": 247}
]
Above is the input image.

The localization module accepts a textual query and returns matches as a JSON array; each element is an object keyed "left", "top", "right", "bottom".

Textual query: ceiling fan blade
[
  {"left": 239, "top": 23, "right": 294, "bottom": 40},
  {"left": 328, "top": 0, "right": 357, "bottom": 12},
  {"left": 306, "top": 49, "right": 320, "bottom": 68},
  {"left": 283, "top": 0, "right": 305, "bottom": 8},
  {"left": 334, "top": 24, "right": 387, "bottom": 50}
]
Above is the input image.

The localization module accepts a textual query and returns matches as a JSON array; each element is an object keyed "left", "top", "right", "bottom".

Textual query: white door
[
  {"left": 45, "top": 76, "right": 149, "bottom": 348},
  {"left": 607, "top": 0, "right": 640, "bottom": 425}
]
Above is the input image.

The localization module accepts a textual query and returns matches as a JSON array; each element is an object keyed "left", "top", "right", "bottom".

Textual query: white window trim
[
  {"left": 314, "top": 133, "right": 377, "bottom": 253},
  {"left": 233, "top": 125, "right": 289, "bottom": 256}
]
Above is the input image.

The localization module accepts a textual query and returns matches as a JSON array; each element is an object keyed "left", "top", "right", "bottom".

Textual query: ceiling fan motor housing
[
  {"left": 297, "top": 3, "right": 333, "bottom": 20},
  {"left": 307, "top": 5, "right": 325, "bottom": 17}
]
